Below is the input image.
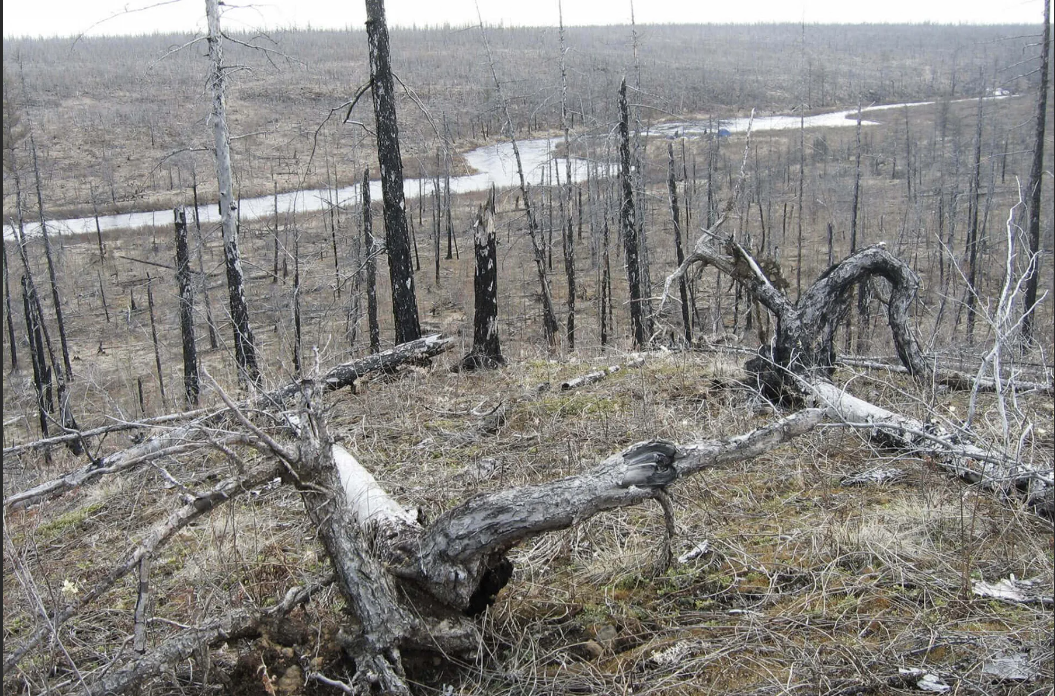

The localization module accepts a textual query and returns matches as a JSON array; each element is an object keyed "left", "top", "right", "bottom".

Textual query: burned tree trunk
[
  {"left": 146, "top": 275, "right": 166, "bottom": 404},
  {"left": 366, "top": 0, "right": 421, "bottom": 344},
  {"left": 190, "top": 178, "right": 219, "bottom": 350},
  {"left": 363, "top": 168, "right": 381, "bottom": 354},
  {"left": 668, "top": 142, "right": 691, "bottom": 345},
  {"left": 173, "top": 207, "right": 199, "bottom": 406},
  {"left": 22, "top": 277, "right": 51, "bottom": 440},
  {"left": 619, "top": 78, "right": 648, "bottom": 348},
  {"left": 559, "top": 5, "right": 576, "bottom": 350},
  {"left": 477, "top": 19, "right": 561, "bottom": 349},
  {"left": 2, "top": 238, "right": 16, "bottom": 371},
  {"left": 461, "top": 185, "right": 504, "bottom": 371},
  {"left": 205, "top": 0, "right": 259, "bottom": 385},
  {"left": 1021, "top": 0, "right": 1050, "bottom": 343},
  {"left": 30, "top": 135, "right": 72, "bottom": 382}
]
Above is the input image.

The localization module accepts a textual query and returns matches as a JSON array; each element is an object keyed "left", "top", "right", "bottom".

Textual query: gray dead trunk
[
  {"left": 668, "top": 142, "right": 691, "bottom": 345},
  {"left": 1021, "top": 0, "right": 1050, "bottom": 343},
  {"left": 363, "top": 168, "right": 381, "bottom": 354},
  {"left": 619, "top": 78, "right": 648, "bottom": 348},
  {"left": 206, "top": 0, "right": 259, "bottom": 385}
]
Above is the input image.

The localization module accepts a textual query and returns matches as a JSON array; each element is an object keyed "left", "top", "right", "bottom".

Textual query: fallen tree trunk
[
  {"left": 804, "top": 378, "right": 1054, "bottom": 519},
  {"left": 279, "top": 402, "right": 824, "bottom": 693},
  {"left": 4, "top": 335, "right": 454, "bottom": 510},
  {"left": 835, "top": 356, "right": 1054, "bottom": 395}
]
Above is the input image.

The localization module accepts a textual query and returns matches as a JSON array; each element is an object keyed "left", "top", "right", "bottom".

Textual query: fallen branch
[
  {"left": 805, "top": 378, "right": 1054, "bottom": 519},
  {"left": 3, "top": 462, "right": 283, "bottom": 675},
  {"left": 836, "top": 356, "right": 1054, "bottom": 395},
  {"left": 560, "top": 358, "right": 645, "bottom": 391},
  {"left": 84, "top": 574, "right": 334, "bottom": 696},
  {"left": 4, "top": 335, "right": 454, "bottom": 510},
  {"left": 2, "top": 407, "right": 216, "bottom": 456},
  {"left": 260, "top": 333, "right": 453, "bottom": 408}
]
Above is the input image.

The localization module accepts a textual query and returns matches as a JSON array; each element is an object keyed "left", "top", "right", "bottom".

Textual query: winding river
[{"left": 4, "top": 96, "right": 1007, "bottom": 240}]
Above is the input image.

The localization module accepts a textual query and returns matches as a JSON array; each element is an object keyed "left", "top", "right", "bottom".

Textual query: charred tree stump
[{"left": 460, "top": 185, "right": 504, "bottom": 371}]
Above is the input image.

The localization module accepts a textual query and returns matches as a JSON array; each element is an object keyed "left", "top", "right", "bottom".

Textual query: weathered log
[
  {"left": 261, "top": 333, "right": 453, "bottom": 407},
  {"left": 411, "top": 408, "right": 824, "bottom": 609},
  {"left": 290, "top": 387, "right": 474, "bottom": 696},
  {"left": 4, "top": 335, "right": 454, "bottom": 510},
  {"left": 836, "top": 356, "right": 1054, "bottom": 395},
  {"left": 804, "top": 378, "right": 1054, "bottom": 519},
  {"left": 559, "top": 357, "right": 644, "bottom": 391}
]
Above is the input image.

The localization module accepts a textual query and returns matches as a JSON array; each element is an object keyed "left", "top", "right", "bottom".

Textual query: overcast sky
[{"left": 2, "top": 0, "right": 1048, "bottom": 39}]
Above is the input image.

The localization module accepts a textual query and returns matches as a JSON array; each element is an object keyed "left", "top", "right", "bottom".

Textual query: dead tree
[
  {"left": 29, "top": 134, "right": 72, "bottom": 382},
  {"left": 146, "top": 275, "right": 166, "bottom": 404},
  {"left": 667, "top": 142, "right": 691, "bottom": 345},
  {"left": 665, "top": 238, "right": 931, "bottom": 402},
  {"left": 366, "top": 0, "right": 421, "bottom": 344},
  {"left": 1022, "top": 0, "right": 1050, "bottom": 343},
  {"left": 173, "top": 207, "right": 199, "bottom": 405},
  {"left": 190, "top": 176, "right": 219, "bottom": 350},
  {"left": 206, "top": 0, "right": 259, "bottom": 385},
  {"left": 2, "top": 238, "right": 16, "bottom": 371},
  {"left": 363, "top": 168, "right": 381, "bottom": 354},
  {"left": 559, "top": 2, "right": 576, "bottom": 350},
  {"left": 477, "top": 16, "right": 561, "bottom": 349},
  {"left": 619, "top": 78, "right": 648, "bottom": 348},
  {"left": 21, "top": 277, "right": 50, "bottom": 440},
  {"left": 460, "top": 185, "right": 504, "bottom": 371}
]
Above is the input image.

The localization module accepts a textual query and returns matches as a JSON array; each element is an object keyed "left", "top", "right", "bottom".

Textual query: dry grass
[
  {"left": 4, "top": 345, "right": 1053, "bottom": 694},
  {"left": 3, "top": 23, "right": 1053, "bottom": 696}
]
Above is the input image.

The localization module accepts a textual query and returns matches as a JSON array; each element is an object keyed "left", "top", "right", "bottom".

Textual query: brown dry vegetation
[{"left": 3, "top": 20, "right": 1054, "bottom": 696}]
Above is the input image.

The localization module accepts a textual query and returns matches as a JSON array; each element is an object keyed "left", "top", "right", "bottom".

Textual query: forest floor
[{"left": 3, "top": 341, "right": 1053, "bottom": 695}]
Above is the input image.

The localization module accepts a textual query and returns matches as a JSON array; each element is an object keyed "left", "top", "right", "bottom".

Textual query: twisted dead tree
[
  {"left": 660, "top": 234, "right": 1053, "bottom": 518},
  {"left": 665, "top": 237, "right": 931, "bottom": 401}
]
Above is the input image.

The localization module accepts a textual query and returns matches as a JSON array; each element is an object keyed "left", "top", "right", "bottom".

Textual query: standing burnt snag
[{"left": 461, "top": 185, "right": 504, "bottom": 371}]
